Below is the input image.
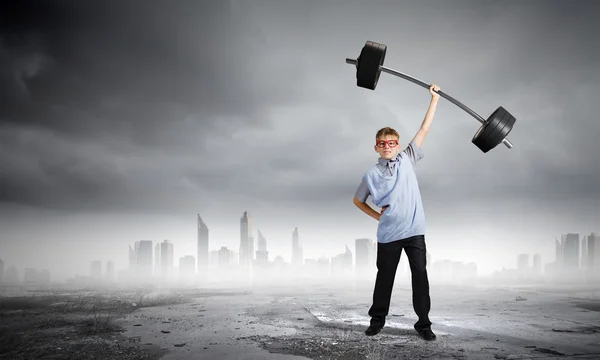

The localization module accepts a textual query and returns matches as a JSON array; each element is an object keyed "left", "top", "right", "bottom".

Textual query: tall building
[
  {"left": 239, "top": 211, "right": 253, "bottom": 267},
  {"left": 197, "top": 214, "right": 209, "bottom": 274},
  {"left": 355, "top": 238, "right": 374, "bottom": 270},
  {"left": 154, "top": 243, "right": 162, "bottom": 276},
  {"left": 137, "top": 240, "right": 153, "bottom": 278},
  {"left": 0, "top": 258, "right": 4, "bottom": 283},
  {"left": 161, "top": 240, "right": 174, "bottom": 277},
  {"left": 129, "top": 244, "right": 137, "bottom": 273},
  {"left": 292, "top": 227, "right": 303, "bottom": 267},
  {"left": 582, "top": 237, "right": 588, "bottom": 271},
  {"left": 255, "top": 229, "right": 269, "bottom": 265},
  {"left": 562, "top": 233, "right": 580, "bottom": 272},
  {"left": 331, "top": 246, "right": 353, "bottom": 273},
  {"left": 219, "top": 246, "right": 236, "bottom": 268},
  {"left": 587, "top": 233, "right": 600, "bottom": 275},
  {"left": 90, "top": 261, "right": 102, "bottom": 280}
]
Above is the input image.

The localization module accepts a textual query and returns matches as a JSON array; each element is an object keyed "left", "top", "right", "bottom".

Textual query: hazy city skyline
[
  {"left": 1, "top": 1, "right": 599, "bottom": 279},
  {"left": 1, "top": 208, "right": 597, "bottom": 283}
]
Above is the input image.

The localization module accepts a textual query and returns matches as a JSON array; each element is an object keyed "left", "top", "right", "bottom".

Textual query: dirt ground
[
  {"left": 0, "top": 288, "right": 190, "bottom": 360},
  {"left": 3, "top": 283, "right": 600, "bottom": 360}
]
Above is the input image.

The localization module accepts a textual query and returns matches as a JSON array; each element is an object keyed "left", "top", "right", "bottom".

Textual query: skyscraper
[
  {"left": 587, "top": 233, "right": 600, "bottom": 275},
  {"left": 255, "top": 229, "right": 269, "bottom": 265},
  {"left": 197, "top": 214, "right": 209, "bottom": 275},
  {"left": 562, "top": 233, "right": 580, "bottom": 272},
  {"left": 137, "top": 240, "right": 153, "bottom": 278},
  {"left": 154, "top": 243, "right": 162, "bottom": 276},
  {"left": 128, "top": 244, "right": 137, "bottom": 276},
  {"left": 161, "top": 240, "right": 174, "bottom": 277},
  {"left": 0, "top": 258, "right": 4, "bottom": 283},
  {"left": 292, "top": 227, "right": 303, "bottom": 267},
  {"left": 239, "top": 211, "right": 253, "bottom": 267}
]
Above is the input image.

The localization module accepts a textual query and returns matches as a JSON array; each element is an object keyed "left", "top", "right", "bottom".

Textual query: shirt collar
[{"left": 378, "top": 156, "right": 399, "bottom": 166}]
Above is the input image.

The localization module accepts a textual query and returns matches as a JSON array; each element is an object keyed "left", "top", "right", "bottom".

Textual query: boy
[{"left": 353, "top": 84, "right": 440, "bottom": 341}]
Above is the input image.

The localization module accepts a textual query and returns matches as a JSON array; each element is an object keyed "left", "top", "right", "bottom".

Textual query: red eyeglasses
[{"left": 376, "top": 140, "right": 399, "bottom": 148}]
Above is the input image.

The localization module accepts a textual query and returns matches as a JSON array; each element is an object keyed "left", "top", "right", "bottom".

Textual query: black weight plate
[
  {"left": 472, "top": 113, "right": 504, "bottom": 153},
  {"left": 487, "top": 111, "right": 516, "bottom": 150},
  {"left": 478, "top": 107, "right": 508, "bottom": 144},
  {"left": 357, "top": 41, "right": 386, "bottom": 90},
  {"left": 472, "top": 106, "right": 513, "bottom": 153},
  {"left": 357, "top": 42, "right": 379, "bottom": 89}
]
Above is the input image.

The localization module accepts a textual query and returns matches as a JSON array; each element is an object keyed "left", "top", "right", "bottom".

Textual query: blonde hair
[{"left": 375, "top": 127, "right": 399, "bottom": 140}]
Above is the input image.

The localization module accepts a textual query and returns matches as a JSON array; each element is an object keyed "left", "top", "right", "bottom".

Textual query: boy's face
[{"left": 374, "top": 135, "right": 400, "bottom": 160}]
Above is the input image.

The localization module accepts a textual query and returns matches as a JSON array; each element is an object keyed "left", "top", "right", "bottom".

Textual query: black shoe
[
  {"left": 417, "top": 328, "right": 436, "bottom": 340},
  {"left": 365, "top": 325, "right": 382, "bottom": 336}
]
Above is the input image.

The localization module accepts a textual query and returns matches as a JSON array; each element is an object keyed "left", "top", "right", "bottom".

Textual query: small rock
[
  {"left": 161, "top": 330, "right": 170, "bottom": 334},
  {"left": 174, "top": 343, "right": 186, "bottom": 347}
]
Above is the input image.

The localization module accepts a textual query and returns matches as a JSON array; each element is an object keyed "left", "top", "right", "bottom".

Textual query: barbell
[{"left": 345, "top": 41, "right": 516, "bottom": 153}]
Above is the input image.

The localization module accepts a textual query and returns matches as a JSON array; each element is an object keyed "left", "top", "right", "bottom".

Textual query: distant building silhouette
[
  {"left": 239, "top": 211, "right": 254, "bottom": 267},
  {"left": 331, "top": 246, "right": 353, "bottom": 275},
  {"left": 292, "top": 227, "right": 303, "bottom": 267},
  {"left": 129, "top": 240, "right": 153, "bottom": 279},
  {"left": 255, "top": 229, "right": 269, "bottom": 265},
  {"left": 586, "top": 233, "right": 600, "bottom": 277},
  {"left": 129, "top": 243, "right": 138, "bottom": 274},
  {"left": 562, "top": 233, "right": 580, "bottom": 272},
  {"left": 154, "top": 243, "right": 161, "bottom": 276},
  {"left": 197, "top": 214, "right": 209, "bottom": 275},
  {"left": 161, "top": 240, "right": 174, "bottom": 278},
  {"left": 218, "top": 246, "right": 236, "bottom": 268},
  {"left": 0, "top": 258, "right": 3, "bottom": 283}
]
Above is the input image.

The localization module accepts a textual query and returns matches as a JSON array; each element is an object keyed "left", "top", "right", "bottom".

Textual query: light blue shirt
[{"left": 355, "top": 141, "right": 425, "bottom": 243}]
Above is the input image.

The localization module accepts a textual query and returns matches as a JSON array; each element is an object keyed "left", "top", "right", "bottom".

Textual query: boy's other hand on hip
[{"left": 379, "top": 205, "right": 388, "bottom": 219}]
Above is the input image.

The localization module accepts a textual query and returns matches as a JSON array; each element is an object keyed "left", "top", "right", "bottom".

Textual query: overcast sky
[{"left": 1, "top": 0, "right": 598, "bottom": 280}]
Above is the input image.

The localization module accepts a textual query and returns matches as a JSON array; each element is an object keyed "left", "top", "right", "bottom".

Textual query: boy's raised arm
[{"left": 411, "top": 84, "right": 440, "bottom": 149}]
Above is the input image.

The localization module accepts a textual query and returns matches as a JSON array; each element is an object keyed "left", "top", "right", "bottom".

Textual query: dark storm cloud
[
  {"left": 0, "top": 0, "right": 314, "bottom": 135},
  {"left": 0, "top": 0, "right": 599, "bottom": 219},
  {"left": 0, "top": 0, "right": 332, "bottom": 210}
]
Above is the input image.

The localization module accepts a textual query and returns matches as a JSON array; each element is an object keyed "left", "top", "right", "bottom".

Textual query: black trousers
[{"left": 368, "top": 234, "right": 432, "bottom": 331}]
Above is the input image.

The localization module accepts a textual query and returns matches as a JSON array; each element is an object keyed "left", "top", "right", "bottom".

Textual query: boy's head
[{"left": 374, "top": 127, "right": 400, "bottom": 160}]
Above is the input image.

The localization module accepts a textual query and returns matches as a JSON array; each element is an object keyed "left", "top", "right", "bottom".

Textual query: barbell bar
[{"left": 345, "top": 41, "right": 516, "bottom": 153}]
